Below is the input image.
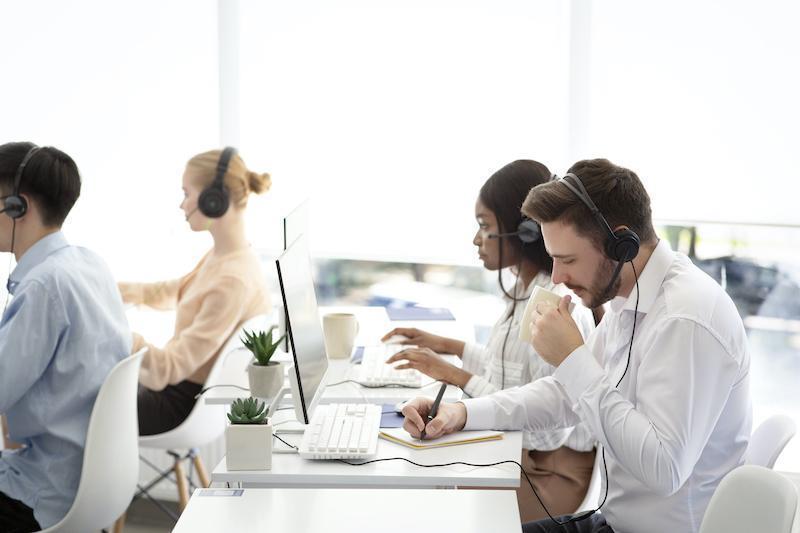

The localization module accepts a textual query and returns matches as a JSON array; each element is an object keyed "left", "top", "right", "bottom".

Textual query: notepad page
[{"left": 379, "top": 427, "right": 503, "bottom": 449}]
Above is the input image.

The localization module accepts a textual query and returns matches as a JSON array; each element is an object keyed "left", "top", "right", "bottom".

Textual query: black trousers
[
  {"left": 523, "top": 513, "right": 613, "bottom": 533},
  {"left": 0, "top": 492, "right": 40, "bottom": 533},
  {"left": 138, "top": 381, "right": 203, "bottom": 436}
]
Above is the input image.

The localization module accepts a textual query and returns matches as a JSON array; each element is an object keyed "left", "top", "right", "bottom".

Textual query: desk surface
[
  {"left": 173, "top": 488, "right": 522, "bottom": 533},
  {"left": 212, "top": 429, "right": 523, "bottom": 488},
  {"left": 204, "top": 305, "right": 469, "bottom": 406}
]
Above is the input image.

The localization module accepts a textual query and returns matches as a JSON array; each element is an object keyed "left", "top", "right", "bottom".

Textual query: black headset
[
  {"left": 197, "top": 146, "right": 236, "bottom": 218},
  {"left": 488, "top": 218, "right": 541, "bottom": 244},
  {"left": 559, "top": 172, "right": 640, "bottom": 262},
  {"left": 3, "top": 145, "right": 40, "bottom": 220}
]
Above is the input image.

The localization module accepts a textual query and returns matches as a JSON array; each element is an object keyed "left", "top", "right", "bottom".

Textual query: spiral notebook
[{"left": 379, "top": 428, "right": 503, "bottom": 449}]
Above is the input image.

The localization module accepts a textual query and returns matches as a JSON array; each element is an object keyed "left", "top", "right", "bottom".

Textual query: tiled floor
[{"left": 121, "top": 497, "right": 178, "bottom": 533}]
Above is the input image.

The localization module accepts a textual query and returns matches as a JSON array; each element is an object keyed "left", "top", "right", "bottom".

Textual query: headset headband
[
  {"left": 13, "top": 145, "right": 40, "bottom": 195},
  {"left": 559, "top": 172, "right": 617, "bottom": 241},
  {"left": 214, "top": 146, "right": 236, "bottom": 187}
]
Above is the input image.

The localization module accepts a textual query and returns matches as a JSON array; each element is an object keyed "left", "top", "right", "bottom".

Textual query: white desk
[
  {"left": 174, "top": 488, "right": 522, "bottom": 533},
  {"left": 212, "top": 430, "right": 523, "bottom": 489},
  {"left": 204, "top": 305, "right": 470, "bottom": 406},
  {"left": 205, "top": 353, "right": 464, "bottom": 406}
]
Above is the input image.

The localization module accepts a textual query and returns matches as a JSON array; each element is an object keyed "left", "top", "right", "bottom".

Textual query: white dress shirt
[
  {"left": 461, "top": 272, "right": 596, "bottom": 452},
  {"left": 463, "top": 240, "right": 751, "bottom": 533}
]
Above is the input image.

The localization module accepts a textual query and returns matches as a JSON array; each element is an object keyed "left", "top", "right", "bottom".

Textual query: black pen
[{"left": 420, "top": 382, "right": 448, "bottom": 440}]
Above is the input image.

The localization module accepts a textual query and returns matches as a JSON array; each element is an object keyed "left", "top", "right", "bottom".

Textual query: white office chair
[
  {"left": 699, "top": 465, "right": 798, "bottom": 533},
  {"left": 574, "top": 449, "right": 603, "bottom": 513},
  {"left": 135, "top": 315, "right": 269, "bottom": 517},
  {"left": 746, "top": 414, "right": 797, "bottom": 469},
  {"left": 40, "top": 348, "right": 146, "bottom": 533}
]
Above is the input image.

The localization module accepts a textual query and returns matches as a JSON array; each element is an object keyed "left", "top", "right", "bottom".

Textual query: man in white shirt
[{"left": 401, "top": 158, "right": 751, "bottom": 533}]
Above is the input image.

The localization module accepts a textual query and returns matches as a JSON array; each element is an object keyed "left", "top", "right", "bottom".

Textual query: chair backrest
[
  {"left": 41, "top": 349, "right": 146, "bottom": 532},
  {"left": 746, "top": 414, "right": 797, "bottom": 469},
  {"left": 138, "top": 314, "right": 269, "bottom": 449},
  {"left": 700, "top": 465, "right": 798, "bottom": 533}
]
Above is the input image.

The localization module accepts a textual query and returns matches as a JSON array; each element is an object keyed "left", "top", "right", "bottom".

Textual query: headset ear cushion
[
  {"left": 4, "top": 195, "right": 27, "bottom": 220},
  {"left": 607, "top": 228, "right": 640, "bottom": 262},
  {"left": 198, "top": 186, "right": 229, "bottom": 218},
  {"left": 517, "top": 219, "right": 541, "bottom": 244}
]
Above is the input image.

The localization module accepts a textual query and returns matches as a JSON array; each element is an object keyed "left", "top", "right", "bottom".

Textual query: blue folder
[{"left": 385, "top": 306, "right": 455, "bottom": 321}]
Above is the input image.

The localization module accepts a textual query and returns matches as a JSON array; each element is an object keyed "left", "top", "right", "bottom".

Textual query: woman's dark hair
[
  {"left": 479, "top": 159, "right": 554, "bottom": 275},
  {"left": 0, "top": 141, "right": 81, "bottom": 227}
]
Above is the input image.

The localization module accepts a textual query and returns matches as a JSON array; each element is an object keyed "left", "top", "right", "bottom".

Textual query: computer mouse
[
  {"left": 394, "top": 401, "right": 408, "bottom": 413},
  {"left": 383, "top": 334, "right": 409, "bottom": 344}
]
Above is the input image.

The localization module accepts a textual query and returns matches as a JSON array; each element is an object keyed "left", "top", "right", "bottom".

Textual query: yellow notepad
[{"left": 379, "top": 427, "right": 504, "bottom": 449}]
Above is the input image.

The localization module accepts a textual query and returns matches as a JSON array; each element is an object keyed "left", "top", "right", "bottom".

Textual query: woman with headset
[
  {"left": 119, "top": 148, "right": 271, "bottom": 435},
  {"left": 383, "top": 159, "right": 596, "bottom": 522}
]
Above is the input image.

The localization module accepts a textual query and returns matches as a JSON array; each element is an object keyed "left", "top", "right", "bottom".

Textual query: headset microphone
[
  {"left": 185, "top": 207, "right": 199, "bottom": 221},
  {"left": 487, "top": 218, "right": 541, "bottom": 244},
  {"left": 601, "top": 258, "right": 625, "bottom": 300}
]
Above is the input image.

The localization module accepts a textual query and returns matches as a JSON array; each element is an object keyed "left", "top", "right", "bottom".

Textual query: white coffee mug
[{"left": 322, "top": 313, "right": 360, "bottom": 359}]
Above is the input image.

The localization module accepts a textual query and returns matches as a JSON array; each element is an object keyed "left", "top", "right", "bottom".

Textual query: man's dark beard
[{"left": 588, "top": 257, "right": 622, "bottom": 308}]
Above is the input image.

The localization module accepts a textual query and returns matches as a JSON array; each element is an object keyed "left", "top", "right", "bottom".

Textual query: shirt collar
[
  {"left": 8, "top": 231, "right": 70, "bottom": 294},
  {"left": 608, "top": 239, "right": 674, "bottom": 315}
]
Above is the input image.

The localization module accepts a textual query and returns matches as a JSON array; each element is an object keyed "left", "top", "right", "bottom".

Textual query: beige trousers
[{"left": 514, "top": 446, "right": 596, "bottom": 523}]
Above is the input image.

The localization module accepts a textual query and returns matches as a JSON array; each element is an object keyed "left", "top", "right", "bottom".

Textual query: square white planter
[{"left": 225, "top": 422, "right": 273, "bottom": 471}]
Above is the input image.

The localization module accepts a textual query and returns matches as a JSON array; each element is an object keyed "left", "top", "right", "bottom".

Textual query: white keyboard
[
  {"left": 354, "top": 345, "right": 425, "bottom": 388},
  {"left": 298, "top": 403, "right": 381, "bottom": 460}
]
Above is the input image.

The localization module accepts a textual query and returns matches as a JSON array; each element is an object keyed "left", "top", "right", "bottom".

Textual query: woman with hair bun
[{"left": 119, "top": 148, "right": 272, "bottom": 435}]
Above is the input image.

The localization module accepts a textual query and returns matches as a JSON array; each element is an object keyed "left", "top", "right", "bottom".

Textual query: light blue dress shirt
[{"left": 0, "top": 231, "right": 131, "bottom": 529}]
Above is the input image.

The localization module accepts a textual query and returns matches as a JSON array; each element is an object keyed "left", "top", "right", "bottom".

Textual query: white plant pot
[
  {"left": 248, "top": 361, "right": 284, "bottom": 399},
  {"left": 225, "top": 422, "right": 273, "bottom": 471}
]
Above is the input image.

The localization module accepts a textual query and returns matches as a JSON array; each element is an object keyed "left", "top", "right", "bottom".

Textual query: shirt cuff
[
  {"left": 460, "top": 397, "right": 497, "bottom": 430},
  {"left": 460, "top": 342, "right": 485, "bottom": 374},
  {"left": 552, "top": 344, "right": 605, "bottom": 404},
  {"left": 463, "top": 374, "right": 492, "bottom": 398}
]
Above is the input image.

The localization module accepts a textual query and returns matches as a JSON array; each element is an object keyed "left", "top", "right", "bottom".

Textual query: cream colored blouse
[{"left": 120, "top": 247, "right": 270, "bottom": 391}]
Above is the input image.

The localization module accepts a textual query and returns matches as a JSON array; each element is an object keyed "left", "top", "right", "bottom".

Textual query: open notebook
[{"left": 379, "top": 428, "right": 503, "bottom": 450}]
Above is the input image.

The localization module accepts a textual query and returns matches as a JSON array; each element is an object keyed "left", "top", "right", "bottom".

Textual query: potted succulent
[
  {"left": 242, "top": 326, "right": 286, "bottom": 400},
  {"left": 225, "top": 397, "right": 273, "bottom": 470}
]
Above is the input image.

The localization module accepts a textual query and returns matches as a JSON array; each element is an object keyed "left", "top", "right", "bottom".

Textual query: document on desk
[
  {"left": 379, "top": 428, "right": 503, "bottom": 449},
  {"left": 385, "top": 306, "right": 455, "bottom": 321}
]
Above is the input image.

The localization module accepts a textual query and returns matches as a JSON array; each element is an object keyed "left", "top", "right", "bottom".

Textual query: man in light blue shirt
[{"left": 0, "top": 142, "right": 131, "bottom": 531}]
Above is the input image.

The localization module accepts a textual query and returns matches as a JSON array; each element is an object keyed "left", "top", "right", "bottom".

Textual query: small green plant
[
  {"left": 227, "top": 397, "right": 268, "bottom": 425},
  {"left": 242, "top": 326, "right": 286, "bottom": 366}
]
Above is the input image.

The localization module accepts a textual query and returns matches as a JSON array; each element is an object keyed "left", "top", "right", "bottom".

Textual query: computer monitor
[
  {"left": 283, "top": 198, "right": 309, "bottom": 252},
  {"left": 280, "top": 199, "right": 309, "bottom": 352},
  {"left": 275, "top": 234, "right": 328, "bottom": 425}
]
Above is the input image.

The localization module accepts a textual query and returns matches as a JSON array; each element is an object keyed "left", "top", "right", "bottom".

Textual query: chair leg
[
  {"left": 112, "top": 512, "right": 126, "bottom": 533},
  {"left": 192, "top": 453, "right": 210, "bottom": 488},
  {"left": 173, "top": 459, "right": 190, "bottom": 511}
]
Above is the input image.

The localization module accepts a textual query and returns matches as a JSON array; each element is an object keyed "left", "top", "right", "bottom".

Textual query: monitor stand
[{"left": 267, "top": 364, "right": 308, "bottom": 435}]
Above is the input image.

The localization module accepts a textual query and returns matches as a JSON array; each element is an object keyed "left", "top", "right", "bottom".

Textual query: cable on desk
[
  {"left": 337, "top": 456, "right": 605, "bottom": 526},
  {"left": 273, "top": 434, "right": 298, "bottom": 450},
  {"left": 194, "top": 384, "right": 250, "bottom": 399}
]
